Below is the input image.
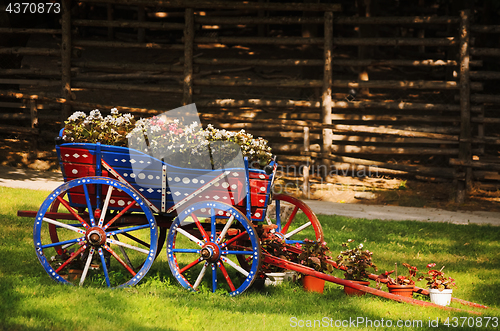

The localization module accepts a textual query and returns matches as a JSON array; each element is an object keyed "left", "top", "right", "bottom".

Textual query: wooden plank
[
  {"left": 194, "top": 78, "right": 463, "bottom": 89},
  {"left": 0, "top": 28, "right": 61, "bottom": 34},
  {"left": 195, "top": 16, "right": 460, "bottom": 25},
  {"left": 0, "top": 47, "right": 59, "bottom": 56},
  {"left": 450, "top": 158, "right": 500, "bottom": 171},
  {"left": 471, "top": 48, "right": 500, "bottom": 57},
  {"left": 0, "top": 79, "right": 60, "bottom": 86},
  {"left": 194, "top": 36, "right": 456, "bottom": 46},
  {"left": 315, "top": 154, "right": 458, "bottom": 178},
  {"left": 73, "top": 40, "right": 184, "bottom": 50},
  {"left": 76, "top": 0, "right": 342, "bottom": 12},
  {"left": 471, "top": 25, "right": 500, "bottom": 33},
  {"left": 0, "top": 113, "right": 30, "bottom": 120},
  {"left": 0, "top": 125, "right": 38, "bottom": 134},
  {"left": 72, "top": 81, "right": 184, "bottom": 93},
  {"left": 72, "top": 19, "right": 184, "bottom": 30},
  {"left": 70, "top": 60, "right": 185, "bottom": 72}
]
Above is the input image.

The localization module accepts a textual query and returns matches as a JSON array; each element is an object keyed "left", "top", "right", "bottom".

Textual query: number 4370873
[
  {"left": 444, "top": 317, "right": 498, "bottom": 328},
  {"left": 5, "top": 3, "right": 61, "bottom": 14}
]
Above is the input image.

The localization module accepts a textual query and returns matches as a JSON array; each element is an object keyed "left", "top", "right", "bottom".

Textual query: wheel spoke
[
  {"left": 120, "top": 232, "right": 150, "bottom": 248},
  {"left": 172, "top": 248, "right": 200, "bottom": 253},
  {"left": 98, "top": 248, "right": 111, "bottom": 287},
  {"left": 55, "top": 244, "right": 87, "bottom": 273},
  {"left": 106, "top": 237, "right": 149, "bottom": 255},
  {"left": 107, "top": 224, "right": 150, "bottom": 236},
  {"left": 82, "top": 184, "right": 96, "bottom": 227},
  {"left": 103, "top": 244, "right": 136, "bottom": 276},
  {"left": 42, "top": 237, "right": 85, "bottom": 250},
  {"left": 179, "top": 257, "right": 202, "bottom": 274},
  {"left": 192, "top": 213, "right": 209, "bottom": 242},
  {"left": 222, "top": 250, "right": 254, "bottom": 255},
  {"left": 281, "top": 205, "right": 299, "bottom": 234},
  {"left": 103, "top": 201, "right": 137, "bottom": 230},
  {"left": 220, "top": 230, "right": 248, "bottom": 248},
  {"left": 193, "top": 263, "right": 207, "bottom": 290},
  {"left": 211, "top": 263, "right": 217, "bottom": 293},
  {"left": 79, "top": 248, "right": 95, "bottom": 286},
  {"left": 98, "top": 186, "right": 114, "bottom": 227},
  {"left": 217, "top": 261, "right": 236, "bottom": 292},
  {"left": 221, "top": 256, "right": 249, "bottom": 277},
  {"left": 43, "top": 217, "right": 86, "bottom": 235},
  {"left": 210, "top": 209, "right": 216, "bottom": 242},
  {"left": 56, "top": 196, "right": 90, "bottom": 230},
  {"left": 284, "top": 221, "right": 312, "bottom": 239},
  {"left": 112, "top": 234, "right": 134, "bottom": 270},
  {"left": 176, "top": 227, "right": 204, "bottom": 247},
  {"left": 216, "top": 215, "right": 234, "bottom": 244}
]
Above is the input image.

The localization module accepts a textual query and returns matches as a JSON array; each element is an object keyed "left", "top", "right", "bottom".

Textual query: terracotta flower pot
[
  {"left": 302, "top": 275, "right": 325, "bottom": 294},
  {"left": 343, "top": 280, "right": 370, "bottom": 296},
  {"left": 387, "top": 284, "right": 415, "bottom": 298}
]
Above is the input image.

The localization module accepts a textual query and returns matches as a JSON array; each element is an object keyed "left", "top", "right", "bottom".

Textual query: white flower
[{"left": 111, "top": 108, "right": 119, "bottom": 115}]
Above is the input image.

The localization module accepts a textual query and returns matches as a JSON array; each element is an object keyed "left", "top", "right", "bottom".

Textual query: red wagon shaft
[{"left": 262, "top": 253, "right": 484, "bottom": 315}]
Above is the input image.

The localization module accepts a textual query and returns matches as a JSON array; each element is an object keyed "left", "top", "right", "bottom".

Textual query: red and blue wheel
[
  {"left": 266, "top": 194, "right": 324, "bottom": 244},
  {"left": 33, "top": 177, "right": 158, "bottom": 288},
  {"left": 167, "top": 201, "right": 261, "bottom": 296}
]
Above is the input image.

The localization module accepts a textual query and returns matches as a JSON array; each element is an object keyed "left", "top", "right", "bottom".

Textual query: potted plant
[
  {"left": 296, "top": 239, "right": 334, "bottom": 294},
  {"left": 336, "top": 239, "right": 378, "bottom": 296},
  {"left": 423, "top": 263, "right": 456, "bottom": 306},
  {"left": 379, "top": 263, "right": 419, "bottom": 298},
  {"left": 259, "top": 230, "right": 300, "bottom": 287}
]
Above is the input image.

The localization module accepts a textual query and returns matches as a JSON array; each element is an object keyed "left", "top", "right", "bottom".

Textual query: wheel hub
[
  {"left": 200, "top": 242, "right": 220, "bottom": 262},
  {"left": 86, "top": 227, "right": 107, "bottom": 246}
]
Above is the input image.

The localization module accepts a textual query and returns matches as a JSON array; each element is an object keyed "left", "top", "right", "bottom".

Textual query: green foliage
[
  {"left": 336, "top": 239, "right": 378, "bottom": 281},
  {"left": 423, "top": 263, "right": 457, "bottom": 291},
  {"left": 296, "top": 239, "right": 334, "bottom": 273}
]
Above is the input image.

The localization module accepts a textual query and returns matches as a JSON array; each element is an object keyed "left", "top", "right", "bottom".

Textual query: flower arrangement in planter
[
  {"left": 423, "top": 263, "right": 456, "bottom": 306},
  {"left": 63, "top": 108, "right": 136, "bottom": 146},
  {"left": 296, "top": 239, "right": 334, "bottom": 294},
  {"left": 379, "top": 263, "right": 419, "bottom": 298},
  {"left": 336, "top": 239, "right": 378, "bottom": 296},
  {"left": 62, "top": 109, "right": 272, "bottom": 168}
]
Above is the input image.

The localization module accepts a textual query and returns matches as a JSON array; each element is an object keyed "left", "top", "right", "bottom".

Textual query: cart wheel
[
  {"left": 167, "top": 201, "right": 261, "bottom": 296},
  {"left": 266, "top": 194, "right": 324, "bottom": 244},
  {"left": 33, "top": 177, "right": 158, "bottom": 288}
]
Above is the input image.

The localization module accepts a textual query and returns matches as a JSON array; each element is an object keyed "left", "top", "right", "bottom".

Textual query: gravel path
[{"left": 2, "top": 165, "right": 499, "bottom": 226}]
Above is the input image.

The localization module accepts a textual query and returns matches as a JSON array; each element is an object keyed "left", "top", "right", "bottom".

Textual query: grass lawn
[{"left": 1, "top": 186, "right": 499, "bottom": 331}]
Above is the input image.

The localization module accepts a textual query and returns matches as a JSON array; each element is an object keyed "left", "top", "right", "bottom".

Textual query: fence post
[
  {"left": 303, "top": 126, "right": 310, "bottom": 196},
  {"left": 322, "top": 11, "right": 333, "bottom": 179},
  {"left": 183, "top": 7, "right": 194, "bottom": 105},
  {"left": 61, "top": 0, "right": 72, "bottom": 122},
  {"left": 457, "top": 9, "right": 471, "bottom": 203}
]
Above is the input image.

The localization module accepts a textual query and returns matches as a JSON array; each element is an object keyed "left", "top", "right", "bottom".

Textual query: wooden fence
[{"left": 0, "top": 1, "right": 499, "bottom": 201}]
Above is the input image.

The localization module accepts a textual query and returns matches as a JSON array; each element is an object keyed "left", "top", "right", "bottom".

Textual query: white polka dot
[
  {"left": 174, "top": 177, "right": 180, "bottom": 182},
  {"left": 118, "top": 200, "right": 125, "bottom": 206},
  {"left": 138, "top": 173, "right": 146, "bottom": 180},
  {"left": 148, "top": 175, "right": 153, "bottom": 180},
  {"left": 192, "top": 178, "right": 198, "bottom": 184},
  {"left": 182, "top": 177, "right": 190, "bottom": 184}
]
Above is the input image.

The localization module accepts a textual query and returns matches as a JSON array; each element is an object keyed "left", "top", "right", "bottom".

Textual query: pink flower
[{"left": 427, "top": 263, "right": 436, "bottom": 268}]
